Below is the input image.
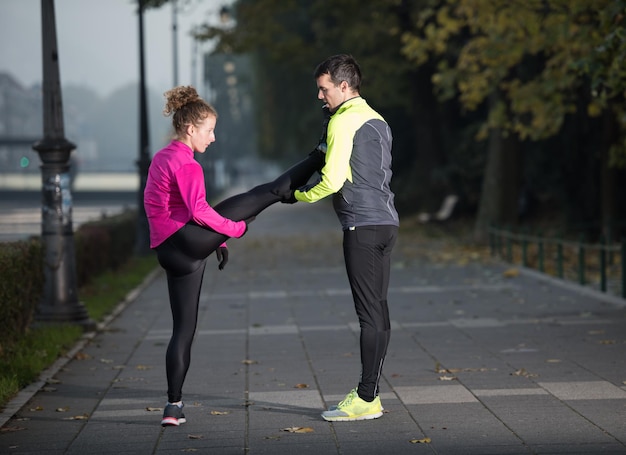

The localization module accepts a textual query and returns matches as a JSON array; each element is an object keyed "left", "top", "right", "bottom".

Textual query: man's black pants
[{"left": 343, "top": 224, "right": 398, "bottom": 402}]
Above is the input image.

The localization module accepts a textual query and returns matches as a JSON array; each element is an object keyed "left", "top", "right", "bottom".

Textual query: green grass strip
[{"left": 0, "top": 254, "right": 158, "bottom": 410}]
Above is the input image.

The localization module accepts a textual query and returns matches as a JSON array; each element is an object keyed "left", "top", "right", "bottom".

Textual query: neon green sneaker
[{"left": 321, "top": 389, "right": 383, "bottom": 421}]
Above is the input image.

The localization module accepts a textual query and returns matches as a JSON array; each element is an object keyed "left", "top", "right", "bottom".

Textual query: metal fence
[{"left": 488, "top": 226, "right": 626, "bottom": 299}]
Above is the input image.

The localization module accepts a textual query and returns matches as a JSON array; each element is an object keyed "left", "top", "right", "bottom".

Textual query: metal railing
[{"left": 488, "top": 226, "right": 626, "bottom": 299}]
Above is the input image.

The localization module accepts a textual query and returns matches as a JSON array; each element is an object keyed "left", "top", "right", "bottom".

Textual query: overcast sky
[{"left": 0, "top": 0, "right": 229, "bottom": 99}]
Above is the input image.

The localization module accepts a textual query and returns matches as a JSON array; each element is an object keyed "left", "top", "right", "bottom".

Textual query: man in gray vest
[{"left": 284, "top": 53, "right": 399, "bottom": 421}]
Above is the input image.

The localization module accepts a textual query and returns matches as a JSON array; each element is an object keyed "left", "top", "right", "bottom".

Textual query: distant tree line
[{"left": 0, "top": 75, "right": 170, "bottom": 173}]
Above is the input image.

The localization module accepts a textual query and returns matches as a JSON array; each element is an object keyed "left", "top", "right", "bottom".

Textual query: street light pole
[
  {"left": 172, "top": 0, "right": 179, "bottom": 87},
  {"left": 135, "top": 0, "right": 151, "bottom": 255},
  {"left": 33, "top": 0, "right": 93, "bottom": 329}
]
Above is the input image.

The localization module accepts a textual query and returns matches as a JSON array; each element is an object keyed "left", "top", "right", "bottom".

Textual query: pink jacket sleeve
[{"left": 175, "top": 162, "right": 247, "bottom": 238}]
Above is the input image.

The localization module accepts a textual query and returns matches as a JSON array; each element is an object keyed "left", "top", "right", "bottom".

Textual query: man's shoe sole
[{"left": 321, "top": 411, "right": 383, "bottom": 422}]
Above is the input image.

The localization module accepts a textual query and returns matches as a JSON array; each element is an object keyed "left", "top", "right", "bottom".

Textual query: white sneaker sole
[{"left": 321, "top": 411, "right": 383, "bottom": 422}]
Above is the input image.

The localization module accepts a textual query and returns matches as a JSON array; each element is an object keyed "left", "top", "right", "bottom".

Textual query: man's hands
[
  {"left": 216, "top": 246, "right": 229, "bottom": 270},
  {"left": 281, "top": 190, "right": 297, "bottom": 204}
]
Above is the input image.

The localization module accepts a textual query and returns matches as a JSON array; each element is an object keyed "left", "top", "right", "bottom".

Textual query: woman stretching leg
[{"left": 144, "top": 86, "right": 322, "bottom": 426}]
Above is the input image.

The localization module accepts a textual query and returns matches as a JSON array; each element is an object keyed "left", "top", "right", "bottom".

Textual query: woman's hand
[{"left": 216, "top": 246, "right": 229, "bottom": 270}]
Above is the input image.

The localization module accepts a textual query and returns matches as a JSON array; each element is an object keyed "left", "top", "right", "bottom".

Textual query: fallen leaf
[
  {"left": 136, "top": 365, "right": 152, "bottom": 370},
  {"left": 409, "top": 437, "right": 432, "bottom": 444},
  {"left": 146, "top": 407, "right": 162, "bottom": 412},
  {"left": 242, "top": 359, "right": 258, "bottom": 365},
  {"left": 511, "top": 368, "right": 538, "bottom": 378},
  {"left": 264, "top": 435, "right": 281, "bottom": 440},
  {"left": 187, "top": 434, "right": 204, "bottom": 439},
  {"left": 100, "top": 358, "right": 113, "bottom": 364},
  {"left": 438, "top": 375, "right": 456, "bottom": 381},
  {"left": 546, "top": 359, "right": 561, "bottom": 363},
  {"left": 210, "top": 410, "right": 230, "bottom": 415},
  {"left": 46, "top": 378, "right": 61, "bottom": 384},
  {"left": 30, "top": 406, "right": 44, "bottom": 412},
  {"left": 281, "top": 427, "right": 314, "bottom": 433},
  {"left": 588, "top": 330, "right": 605, "bottom": 335},
  {"left": 599, "top": 340, "right": 617, "bottom": 345},
  {"left": 502, "top": 268, "right": 519, "bottom": 278},
  {"left": 294, "top": 383, "right": 309, "bottom": 389},
  {"left": 74, "top": 352, "right": 91, "bottom": 360},
  {"left": 56, "top": 407, "right": 69, "bottom": 412},
  {"left": 42, "top": 386, "right": 57, "bottom": 392}
]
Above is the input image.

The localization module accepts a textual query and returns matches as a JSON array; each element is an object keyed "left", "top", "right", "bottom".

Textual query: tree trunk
[
  {"left": 474, "top": 126, "right": 504, "bottom": 243},
  {"left": 398, "top": 64, "right": 448, "bottom": 212},
  {"left": 600, "top": 108, "right": 617, "bottom": 241},
  {"left": 474, "top": 123, "right": 523, "bottom": 242}
]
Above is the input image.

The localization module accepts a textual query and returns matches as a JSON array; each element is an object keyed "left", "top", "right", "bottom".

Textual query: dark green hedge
[
  {"left": 74, "top": 210, "right": 137, "bottom": 287},
  {"left": 0, "top": 210, "right": 138, "bottom": 347},
  {"left": 0, "top": 239, "right": 44, "bottom": 341}
]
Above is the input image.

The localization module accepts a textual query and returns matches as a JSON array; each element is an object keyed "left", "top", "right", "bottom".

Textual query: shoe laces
[{"left": 338, "top": 389, "right": 358, "bottom": 408}]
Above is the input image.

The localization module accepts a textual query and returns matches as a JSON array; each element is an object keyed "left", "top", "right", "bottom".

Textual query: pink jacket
[{"left": 144, "top": 140, "right": 246, "bottom": 248}]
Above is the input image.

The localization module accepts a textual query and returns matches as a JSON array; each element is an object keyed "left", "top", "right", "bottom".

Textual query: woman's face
[{"left": 188, "top": 114, "right": 216, "bottom": 153}]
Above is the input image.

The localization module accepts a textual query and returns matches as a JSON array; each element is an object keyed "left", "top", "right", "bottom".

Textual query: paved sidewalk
[{"left": 1, "top": 200, "right": 626, "bottom": 454}]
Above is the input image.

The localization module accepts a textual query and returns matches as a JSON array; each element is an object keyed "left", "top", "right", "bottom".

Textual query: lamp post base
[{"left": 35, "top": 304, "right": 97, "bottom": 332}]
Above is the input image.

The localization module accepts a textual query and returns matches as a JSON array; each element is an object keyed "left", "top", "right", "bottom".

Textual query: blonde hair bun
[{"left": 163, "top": 86, "right": 201, "bottom": 116}]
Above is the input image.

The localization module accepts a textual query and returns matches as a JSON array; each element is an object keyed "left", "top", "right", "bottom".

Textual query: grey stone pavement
[{"left": 1, "top": 199, "right": 626, "bottom": 454}]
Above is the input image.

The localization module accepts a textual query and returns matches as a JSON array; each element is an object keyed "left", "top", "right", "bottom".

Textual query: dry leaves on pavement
[
  {"left": 281, "top": 427, "right": 314, "bottom": 433},
  {"left": 409, "top": 437, "right": 432, "bottom": 444}
]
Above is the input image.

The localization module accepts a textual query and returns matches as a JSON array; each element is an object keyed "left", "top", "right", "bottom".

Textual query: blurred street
[{"left": 0, "top": 189, "right": 137, "bottom": 243}]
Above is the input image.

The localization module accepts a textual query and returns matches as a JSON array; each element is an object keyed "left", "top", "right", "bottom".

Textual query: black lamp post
[
  {"left": 135, "top": 0, "right": 151, "bottom": 255},
  {"left": 32, "top": 0, "right": 94, "bottom": 329}
]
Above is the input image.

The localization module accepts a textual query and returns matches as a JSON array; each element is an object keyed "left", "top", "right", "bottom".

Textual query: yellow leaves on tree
[{"left": 401, "top": 0, "right": 626, "bottom": 162}]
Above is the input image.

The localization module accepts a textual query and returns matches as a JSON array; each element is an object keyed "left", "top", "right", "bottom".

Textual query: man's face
[{"left": 316, "top": 73, "right": 346, "bottom": 112}]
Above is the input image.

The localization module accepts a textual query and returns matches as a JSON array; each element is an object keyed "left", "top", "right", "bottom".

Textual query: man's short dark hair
[{"left": 314, "top": 54, "right": 361, "bottom": 92}]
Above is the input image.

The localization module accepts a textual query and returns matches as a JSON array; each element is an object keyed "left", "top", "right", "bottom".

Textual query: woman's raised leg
[{"left": 213, "top": 150, "right": 324, "bottom": 221}]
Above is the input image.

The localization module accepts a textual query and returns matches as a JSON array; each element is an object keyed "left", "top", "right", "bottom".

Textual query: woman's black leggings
[{"left": 155, "top": 151, "right": 323, "bottom": 403}]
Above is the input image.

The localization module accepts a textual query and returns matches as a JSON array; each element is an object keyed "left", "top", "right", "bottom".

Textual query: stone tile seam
[
  {"left": 208, "top": 283, "right": 521, "bottom": 301},
  {"left": 143, "top": 315, "right": 617, "bottom": 340}
]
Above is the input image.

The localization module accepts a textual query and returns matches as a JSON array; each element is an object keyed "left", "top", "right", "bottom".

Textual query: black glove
[
  {"left": 270, "top": 184, "right": 298, "bottom": 204},
  {"left": 216, "top": 246, "right": 229, "bottom": 270},
  {"left": 281, "top": 190, "right": 298, "bottom": 204}
]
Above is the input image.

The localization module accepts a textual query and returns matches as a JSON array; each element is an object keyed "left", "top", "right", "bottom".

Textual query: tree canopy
[{"left": 402, "top": 0, "right": 626, "bottom": 166}]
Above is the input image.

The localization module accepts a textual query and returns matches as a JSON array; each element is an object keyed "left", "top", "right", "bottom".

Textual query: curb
[{"left": 515, "top": 264, "right": 626, "bottom": 308}]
